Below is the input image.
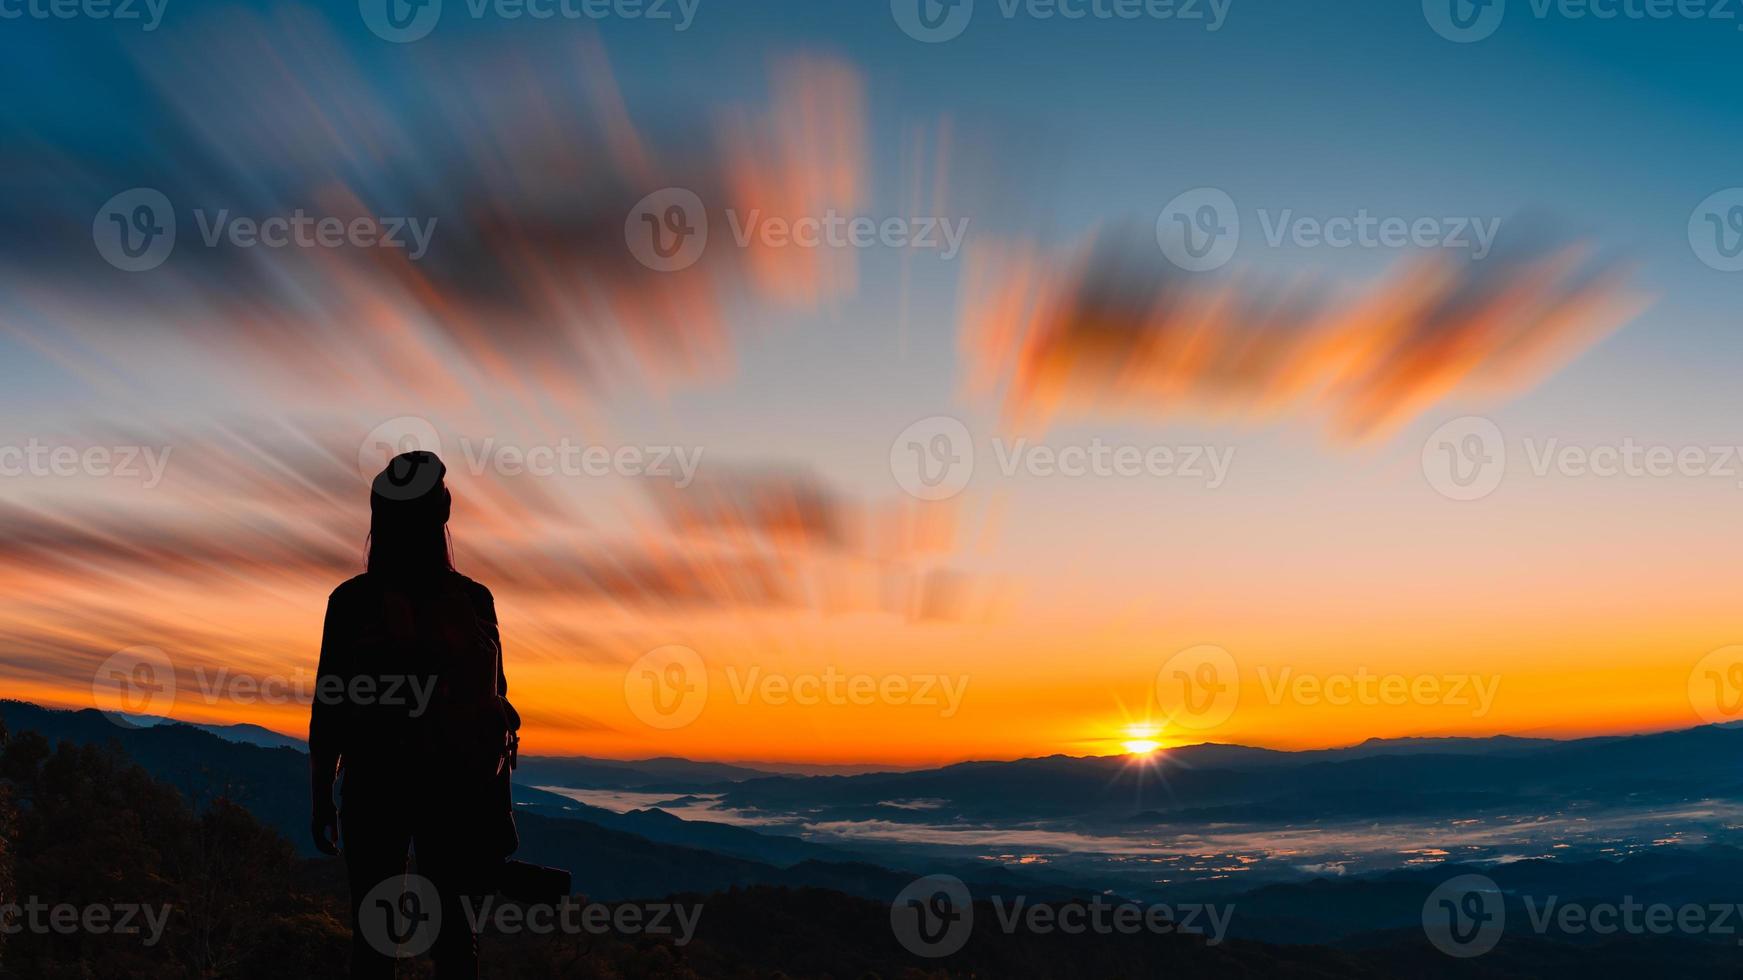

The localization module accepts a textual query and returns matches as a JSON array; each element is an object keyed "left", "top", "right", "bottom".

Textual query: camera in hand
[{"left": 496, "top": 859, "right": 572, "bottom": 904}]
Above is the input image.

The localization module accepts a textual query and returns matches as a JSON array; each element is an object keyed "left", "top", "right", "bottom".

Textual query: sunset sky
[{"left": 1, "top": 1, "right": 1741, "bottom": 766}]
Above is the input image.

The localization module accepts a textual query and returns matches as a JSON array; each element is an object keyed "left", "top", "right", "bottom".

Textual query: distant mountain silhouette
[
  {"left": 0, "top": 701, "right": 1072, "bottom": 901},
  {"left": 14, "top": 698, "right": 1741, "bottom": 839},
  {"left": 185, "top": 719, "right": 308, "bottom": 750},
  {"left": 515, "top": 754, "right": 781, "bottom": 789},
  {"left": 1164, "top": 733, "right": 1566, "bottom": 769},
  {"left": 516, "top": 754, "right": 911, "bottom": 787},
  {"left": 518, "top": 796, "right": 874, "bottom": 867},
  {"left": 701, "top": 725, "right": 1743, "bottom": 824}
]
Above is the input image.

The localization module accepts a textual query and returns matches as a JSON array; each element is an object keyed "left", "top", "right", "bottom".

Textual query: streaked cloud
[
  {"left": 0, "top": 14, "right": 869, "bottom": 408},
  {"left": 959, "top": 227, "right": 1649, "bottom": 442}
]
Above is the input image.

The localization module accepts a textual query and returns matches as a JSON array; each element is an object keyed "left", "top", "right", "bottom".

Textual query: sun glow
[{"left": 1121, "top": 724, "right": 1162, "bottom": 757}]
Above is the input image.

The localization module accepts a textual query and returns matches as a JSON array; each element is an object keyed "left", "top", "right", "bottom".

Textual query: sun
[{"left": 1120, "top": 724, "right": 1162, "bottom": 757}]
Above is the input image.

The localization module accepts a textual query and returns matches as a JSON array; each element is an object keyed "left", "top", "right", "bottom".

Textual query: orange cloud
[
  {"left": 1, "top": 15, "right": 870, "bottom": 413},
  {"left": 960, "top": 228, "right": 1650, "bottom": 442}
]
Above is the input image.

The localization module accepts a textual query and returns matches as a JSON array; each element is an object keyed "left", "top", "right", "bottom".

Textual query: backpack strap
[{"left": 467, "top": 580, "right": 521, "bottom": 774}]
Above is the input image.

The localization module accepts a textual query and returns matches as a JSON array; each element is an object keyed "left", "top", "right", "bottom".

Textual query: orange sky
[
  {"left": 3, "top": 24, "right": 1739, "bottom": 767},
  {"left": 12, "top": 540, "right": 1737, "bottom": 766}
]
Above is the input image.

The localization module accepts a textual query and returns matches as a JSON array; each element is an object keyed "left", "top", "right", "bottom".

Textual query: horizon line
[{"left": 5, "top": 697, "right": 1728, "bottom": 770}]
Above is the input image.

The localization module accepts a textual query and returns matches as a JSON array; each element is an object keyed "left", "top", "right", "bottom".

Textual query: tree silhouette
[{"left": 0, "top": 729, "right": 342, "bottom": 978}]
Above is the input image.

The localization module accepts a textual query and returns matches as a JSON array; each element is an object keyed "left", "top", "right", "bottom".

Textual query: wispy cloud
[
  {"left": 0, "top": 14, "right": 870, "bottom": 410},
  {"left": 959, "top": 227, "right": 1649, "bottom": 443}
]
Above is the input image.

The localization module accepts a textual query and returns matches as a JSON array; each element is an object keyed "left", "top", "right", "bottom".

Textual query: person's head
[{"left": 367, "top": 451, "right": 453, "bottom": 578}]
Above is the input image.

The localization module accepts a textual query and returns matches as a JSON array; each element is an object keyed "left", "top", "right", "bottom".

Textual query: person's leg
[
  {"left": 414, "top": 815, "right": 488, "bottom": 980},
  {"left": 342, "top": 802, "right": 412, "bottom": 980}
]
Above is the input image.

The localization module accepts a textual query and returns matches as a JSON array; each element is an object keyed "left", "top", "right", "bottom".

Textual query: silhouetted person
[{"left": 310, "top": 451, "right": 517, "bottom": 979}]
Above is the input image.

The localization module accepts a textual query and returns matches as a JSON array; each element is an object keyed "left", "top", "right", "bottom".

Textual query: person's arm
[
  {"left": 472, "top": 582, "right": 520, "bottom": 768},
  {"left": 307, "top": 591, "right": 346, "bottom": 855},
  {"left": 473, "top": 583, "right": 507, "bottom": 697}
]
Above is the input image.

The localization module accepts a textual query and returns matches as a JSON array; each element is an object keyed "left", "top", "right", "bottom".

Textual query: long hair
[{"left": 366, "top": 451, "right": 454, "bottom": 578}]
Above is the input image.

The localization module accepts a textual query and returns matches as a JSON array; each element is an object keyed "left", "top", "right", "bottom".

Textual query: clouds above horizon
[
  {"left": 0, "top": 2, "right": 1689, "bottom": 759},
  {"left": 959, "top": 227, "right": 1648, "bottom": 443}
]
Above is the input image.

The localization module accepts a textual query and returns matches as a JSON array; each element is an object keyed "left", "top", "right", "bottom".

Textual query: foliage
[{"left": 0, "top": 731, "right": 341, "bottom": 979}]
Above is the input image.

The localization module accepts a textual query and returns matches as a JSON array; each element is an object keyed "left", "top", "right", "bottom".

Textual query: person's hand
[{"left": 311, "top": 804, "right": 340, "bottom": 856}]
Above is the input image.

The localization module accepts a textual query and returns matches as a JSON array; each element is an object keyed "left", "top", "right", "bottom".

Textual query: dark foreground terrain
[{"left": 3, "top": 705, "right": 1742, "bottom": 978}]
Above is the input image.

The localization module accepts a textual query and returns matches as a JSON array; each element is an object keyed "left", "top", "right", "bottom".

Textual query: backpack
[
  {"left": 370, "top": 574, "right": 522, "bottom": 858},
  {"left": 436, "top": 579, "right": 521, "bottom": 859}
]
